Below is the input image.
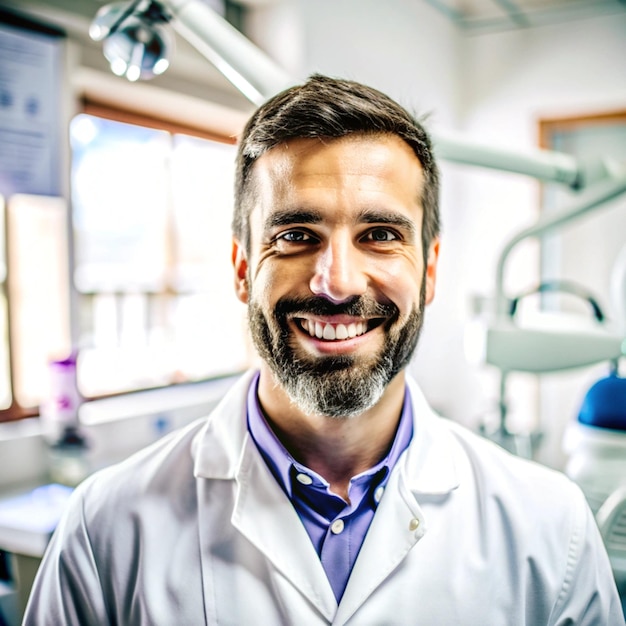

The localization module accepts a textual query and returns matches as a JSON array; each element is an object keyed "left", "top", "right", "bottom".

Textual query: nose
[{"left": 309, "top": 233, "right": 368, "bottom": 303}]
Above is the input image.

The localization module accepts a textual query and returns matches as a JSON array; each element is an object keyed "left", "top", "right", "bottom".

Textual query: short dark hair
[{"left": 233, "top": 74, "right": 440, "bottom": 254}]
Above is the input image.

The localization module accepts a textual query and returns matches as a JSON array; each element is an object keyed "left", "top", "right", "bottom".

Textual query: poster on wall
[{"left": 0, "top": 12, "right": 64, "bottom": 197}]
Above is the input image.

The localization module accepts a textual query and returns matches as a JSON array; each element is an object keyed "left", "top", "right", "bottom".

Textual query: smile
[{"left": 295, "top": 317, "right": 384, "bottom": 341}]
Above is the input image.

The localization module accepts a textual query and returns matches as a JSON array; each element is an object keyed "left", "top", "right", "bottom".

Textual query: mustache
[{"left": 273, "top": 295, "right": 399, "bottom": 320}]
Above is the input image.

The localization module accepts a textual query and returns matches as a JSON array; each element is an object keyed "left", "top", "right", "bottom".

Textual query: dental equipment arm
[
  {"left": 496, "top": 174, "right": 626, "bottom": 317},
  {"left": 158, "top": 0, "right": 292, "bottom": 105},
  {"left": 151, "top": 0, "right": 599, "bottom": 190},
  {"left": 433, "top": 133, "right": 581, "bottom": 188},
  {"left": 476, "top": 173, "right": 626, "bottom": 375}
]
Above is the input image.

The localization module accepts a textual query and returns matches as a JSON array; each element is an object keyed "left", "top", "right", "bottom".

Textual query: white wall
[
  {"left": 246, "top": 2, "right": 626, "bottom": 467},
  {"left": 248, "top": 0, "right": 461, "bottom": 127}
]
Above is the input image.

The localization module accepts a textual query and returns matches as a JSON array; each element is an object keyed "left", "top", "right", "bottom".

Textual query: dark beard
[{"left": 247, "top": 288, "right": 426, "bottom": 418}]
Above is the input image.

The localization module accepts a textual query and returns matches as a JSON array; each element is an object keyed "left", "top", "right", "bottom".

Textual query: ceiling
[
  {"left": 425, "top": 0, "right": 626, "bottom": 33},
  {"left": 4, "top": 0, "right": 626, "bottom": 38}
]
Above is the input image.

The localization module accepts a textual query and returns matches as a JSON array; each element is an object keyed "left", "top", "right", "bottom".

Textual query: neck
[{"left": 256, "top": 366, "right": 407, "bottom": 500}]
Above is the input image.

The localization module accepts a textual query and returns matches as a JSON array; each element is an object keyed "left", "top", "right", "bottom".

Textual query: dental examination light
[
  {"left": 90, "top": 1, "right": 173, "bottom": 82},
  {"left": 90, "top": 0, "right": 291, "bottom": 103}
]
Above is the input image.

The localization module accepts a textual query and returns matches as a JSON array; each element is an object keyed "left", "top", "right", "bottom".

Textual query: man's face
[{"left": 233, "top": 134, "right": 439, "bottom": 418}]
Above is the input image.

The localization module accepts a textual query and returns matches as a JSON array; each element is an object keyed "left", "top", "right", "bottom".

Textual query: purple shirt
[{"left": 246, "top": 373, "right": 413, "bottom": 602}]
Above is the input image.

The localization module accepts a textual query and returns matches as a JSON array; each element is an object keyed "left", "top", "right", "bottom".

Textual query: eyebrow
[
  {"left": 264, "top": 209, "right": 323, "bottom": 231},
  {"left": 357, "top": 208, "right": 417, "bottom": 237},
  {"left": 264, "top": 207, "right": 417, "bottom": 236}
]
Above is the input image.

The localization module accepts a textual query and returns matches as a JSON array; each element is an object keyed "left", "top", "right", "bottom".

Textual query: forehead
[{"left": 250, "top": 133, "right": 424, "bottom": 211}]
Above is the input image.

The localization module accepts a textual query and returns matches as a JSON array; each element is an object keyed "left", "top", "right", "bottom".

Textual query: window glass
[
  {"left": 70, "top": 115, "right": 248, "bottom": 397},
  {"left": 170, "top": 134, "right": 234, "bottom": 291},
  {"left": 7, "top": 194, "right": 71, "bottom": 407},
  {"left": 71, "top": 115, "right": 170, "bottom": 292},
  {"left": 169, "top": 135, "right": 247, "bottom": 378}
]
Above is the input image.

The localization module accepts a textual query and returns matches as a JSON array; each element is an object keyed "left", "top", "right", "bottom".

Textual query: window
[
  {"left": 0, "top": 193, "right": 72, "bottom": 420},
  {"left": 0, "top": 9, "right": 67, "bottom": 421},
  {"left": 0, "top": 111, "right": 249, "bottom": 421},
  {"left": 539, "top": 111, "right": 626, "bottom": 313},
  {"left": 71, "top": 114, "right": 249, "bottom": 399}
]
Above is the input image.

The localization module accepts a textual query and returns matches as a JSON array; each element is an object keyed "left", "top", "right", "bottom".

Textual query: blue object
[{"left": 578, "top": 373, "right": 626, "bottom": 431}]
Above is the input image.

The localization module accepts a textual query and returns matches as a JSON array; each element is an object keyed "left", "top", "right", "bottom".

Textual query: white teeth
[
  {"left": 300, "top": 319, "right": 369, "bottom": 341},
  {"left": 322, "top": 324, "right": 335, "bottom": 340}
]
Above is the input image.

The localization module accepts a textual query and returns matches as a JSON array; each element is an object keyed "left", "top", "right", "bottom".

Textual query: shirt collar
[{"left": 246, "top": 372, "right": 414, "bottom": 498}]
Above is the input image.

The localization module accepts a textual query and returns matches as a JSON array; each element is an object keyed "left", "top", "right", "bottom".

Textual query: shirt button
[
  {"left": 409, "top": 518, "right": 420, "bottom": 531},
  {"left": 295, "top": 473, "right": 313, "bottom": 485},
  {"left": 374, "top": 486, "right": 385, "bottom": 503},
  {"left": 330, "top": 519, "right": 345, "bottom": 534}
]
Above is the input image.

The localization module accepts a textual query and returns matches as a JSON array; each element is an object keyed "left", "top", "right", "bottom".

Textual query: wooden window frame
[{"left": 539, "top": 110, "right": 626, "bottom": 150}]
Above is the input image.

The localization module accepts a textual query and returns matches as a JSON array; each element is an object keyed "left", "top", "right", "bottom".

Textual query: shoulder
[
  {"left": 446, "top": 418, "right": 568, "bottom": 487},
  {"left": 73, "top": 370, "right": 254, "bottom": 525},
  {"left": 75, "top": 417, "right": 207, "bottom": 524},
  {"left": 404, "top": 379, "right": 623, "bottom": 624},
  {"left": 438, "top": 416, "right": 598, "bottom": 581},
  {"left": 406, "top": 377, "right": 590, "bottom": 541},
  {"left": 406, "top": 377, "right": 581, "bottom": 510},
  {"left": 448, "top": 417, "right": 585, "bottom": 513}
]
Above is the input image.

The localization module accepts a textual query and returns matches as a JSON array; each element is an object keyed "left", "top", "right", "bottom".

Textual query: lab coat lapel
[
  {"left": 334, "top": 377, "right": 461, "bottom": 625},
  {"left": 193, "top": 372, "right": 337, "bottom": 622},
  {"left": 231, "top": 437, "right": 338, "bottom": 621},
  {"left": 334, "top": 463, "right": 426, "bottom": 626}
]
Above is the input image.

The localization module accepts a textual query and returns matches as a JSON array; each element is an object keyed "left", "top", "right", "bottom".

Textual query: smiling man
[{"left": 24, "top": 75, "right": 623, "bottom": 625}]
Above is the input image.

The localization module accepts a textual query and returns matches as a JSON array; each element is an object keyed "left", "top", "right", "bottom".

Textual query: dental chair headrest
[{"left": 578, "top": 372, "right": 626, "bottom": 431}]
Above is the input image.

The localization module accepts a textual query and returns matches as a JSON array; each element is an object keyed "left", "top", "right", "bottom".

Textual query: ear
[
  {"left": 232, "top": 238, "right": 249, "bottom": 304},
  {"left": 424, "top": 238, "right": 440, "bottom": 306}
]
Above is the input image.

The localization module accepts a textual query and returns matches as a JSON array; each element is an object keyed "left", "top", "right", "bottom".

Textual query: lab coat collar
[
  {"left": 193, "top": 371, "right": 461, "bottom": 496},
  {"left": 192, "top": 370, "right": 255, "bottom": 480},
  {"left": 402, "top": 377, "right": 461, "bottom": 496},
  {"left": 193, "top": 371, "right": 338, "bottom": 619}
]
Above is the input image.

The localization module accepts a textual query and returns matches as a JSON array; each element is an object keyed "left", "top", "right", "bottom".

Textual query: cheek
[
  {"left": 254, "top": 257, "right": 313, "bottom": 297},
  {"left": 374, "top": 257, "right": 424, "bottom": 310},
  {"left": 249, "top": 264, "right": 293, "bottom": 310}
]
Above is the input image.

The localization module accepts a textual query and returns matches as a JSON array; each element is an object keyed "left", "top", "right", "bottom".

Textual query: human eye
[
  {"left": 271, "top": 229, "right": 320, "bottom": 252},
  {"left": 362, "top": 228, "right": 400, "bottom": 243},
  {"left": 279, "top": 230, "right": 314, "bottom": 243}
]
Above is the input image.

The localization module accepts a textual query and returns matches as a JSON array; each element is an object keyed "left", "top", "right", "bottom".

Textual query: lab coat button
[
  {"left": 374, "top": 486, "right": 384, "bottom": 503},
  {"left": 409, "top": 518, "right": 420, "bottom": 531},
  {"left": 296, "top": 473, "right": 313, "bottom": 485},
  {"left": 331, "top": 519, "right": 345, "bottom": 534}
]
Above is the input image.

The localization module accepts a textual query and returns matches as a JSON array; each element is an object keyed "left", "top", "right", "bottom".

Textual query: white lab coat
[{"left": 24, "top": 371, "right": 624, "bottom": 625}]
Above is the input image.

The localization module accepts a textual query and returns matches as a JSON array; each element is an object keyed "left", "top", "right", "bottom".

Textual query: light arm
[{"left": 159, "top": 0, "right": 292, "bottom": 105}]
